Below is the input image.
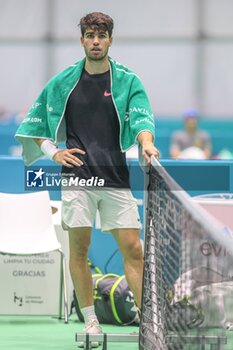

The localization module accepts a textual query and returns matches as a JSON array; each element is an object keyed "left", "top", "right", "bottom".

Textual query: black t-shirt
[{"left": 62, "top": 69, "right": 130, "bottom": 188}]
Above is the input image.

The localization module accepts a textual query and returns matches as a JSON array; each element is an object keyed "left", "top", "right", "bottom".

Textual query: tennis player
[{"left": 15, "top": 12, "right": 159, "bottom": 347}]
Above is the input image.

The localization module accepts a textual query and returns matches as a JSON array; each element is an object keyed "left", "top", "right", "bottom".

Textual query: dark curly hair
[{"left": 79, "top": 12, "right": 114, "bottom": 37}]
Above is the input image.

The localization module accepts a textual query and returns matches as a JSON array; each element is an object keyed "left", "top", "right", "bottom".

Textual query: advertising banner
[{"left": 0, "top": 251, "right": 61, "bottom": 315}]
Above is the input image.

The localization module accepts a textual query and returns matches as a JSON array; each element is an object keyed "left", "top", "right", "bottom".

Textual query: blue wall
[
  {"left": 1, "top": 156, "right": 233, "bottom": 274},
  {"left": 1, "top": 118, "right": 233, "bottom": 159}
]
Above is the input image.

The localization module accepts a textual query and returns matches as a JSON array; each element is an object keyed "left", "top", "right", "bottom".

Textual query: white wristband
[{"left": 40, "top": 139, "right": 58, "bottom": 160}]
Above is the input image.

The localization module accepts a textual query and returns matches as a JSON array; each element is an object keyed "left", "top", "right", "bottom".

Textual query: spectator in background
[{"left": 170, "top": 108, "right": 212, "bottom": 159}]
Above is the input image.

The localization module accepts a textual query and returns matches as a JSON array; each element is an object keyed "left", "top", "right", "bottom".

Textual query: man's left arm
[{"left": 137, "top": 131, "right": 160, "bottom": 164}]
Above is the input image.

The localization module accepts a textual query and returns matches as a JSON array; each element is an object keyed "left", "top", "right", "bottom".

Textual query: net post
[
  {"left": 85, "top": 333, "right": 89, "bottom": 350},
  {"left": 103, "top": 333, "right": 107, "bottom": 350}
]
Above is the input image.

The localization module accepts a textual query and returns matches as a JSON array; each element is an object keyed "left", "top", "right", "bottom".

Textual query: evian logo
[
  {"left": 104, "top": 90, "right": 111, "bottom": 97},
  {"left": 200, "top": 241, "right": 229, "bottom": 257}
]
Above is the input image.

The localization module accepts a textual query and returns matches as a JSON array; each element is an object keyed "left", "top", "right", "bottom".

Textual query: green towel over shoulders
[{"left": 15, "top": 57, "right": 155, "bottom": 165}]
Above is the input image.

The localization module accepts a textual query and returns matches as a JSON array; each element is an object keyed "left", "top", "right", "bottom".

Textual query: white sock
[{"left": 81, "top": 305, "right": 98, "bottom": 325}]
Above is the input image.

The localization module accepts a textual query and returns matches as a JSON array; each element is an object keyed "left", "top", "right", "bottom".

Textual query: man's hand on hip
[{"left": 53, "top": 148, "right": 85, "bottom": 168}]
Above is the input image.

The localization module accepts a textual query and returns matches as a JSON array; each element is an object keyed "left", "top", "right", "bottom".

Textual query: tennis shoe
[
  {"left": 77, "top": 319, "right": 102, "bottom": 348},
  {"left": 225, "top": 322, "right": 233, "bottom": 330}
]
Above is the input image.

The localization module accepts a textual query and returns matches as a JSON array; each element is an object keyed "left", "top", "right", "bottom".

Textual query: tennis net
[{"left": 139, "top": 157, "right": 233, "bottom": 350}]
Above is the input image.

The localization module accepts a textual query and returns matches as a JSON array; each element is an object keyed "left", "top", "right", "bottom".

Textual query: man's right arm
[{"left": 34, "top": 138, "right": 85, "bottom": 168}]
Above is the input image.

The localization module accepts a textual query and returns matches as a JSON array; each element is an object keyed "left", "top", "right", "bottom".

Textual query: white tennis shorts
[{"left": 61, "top": 187, "right": 141, "bottom": 232}]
